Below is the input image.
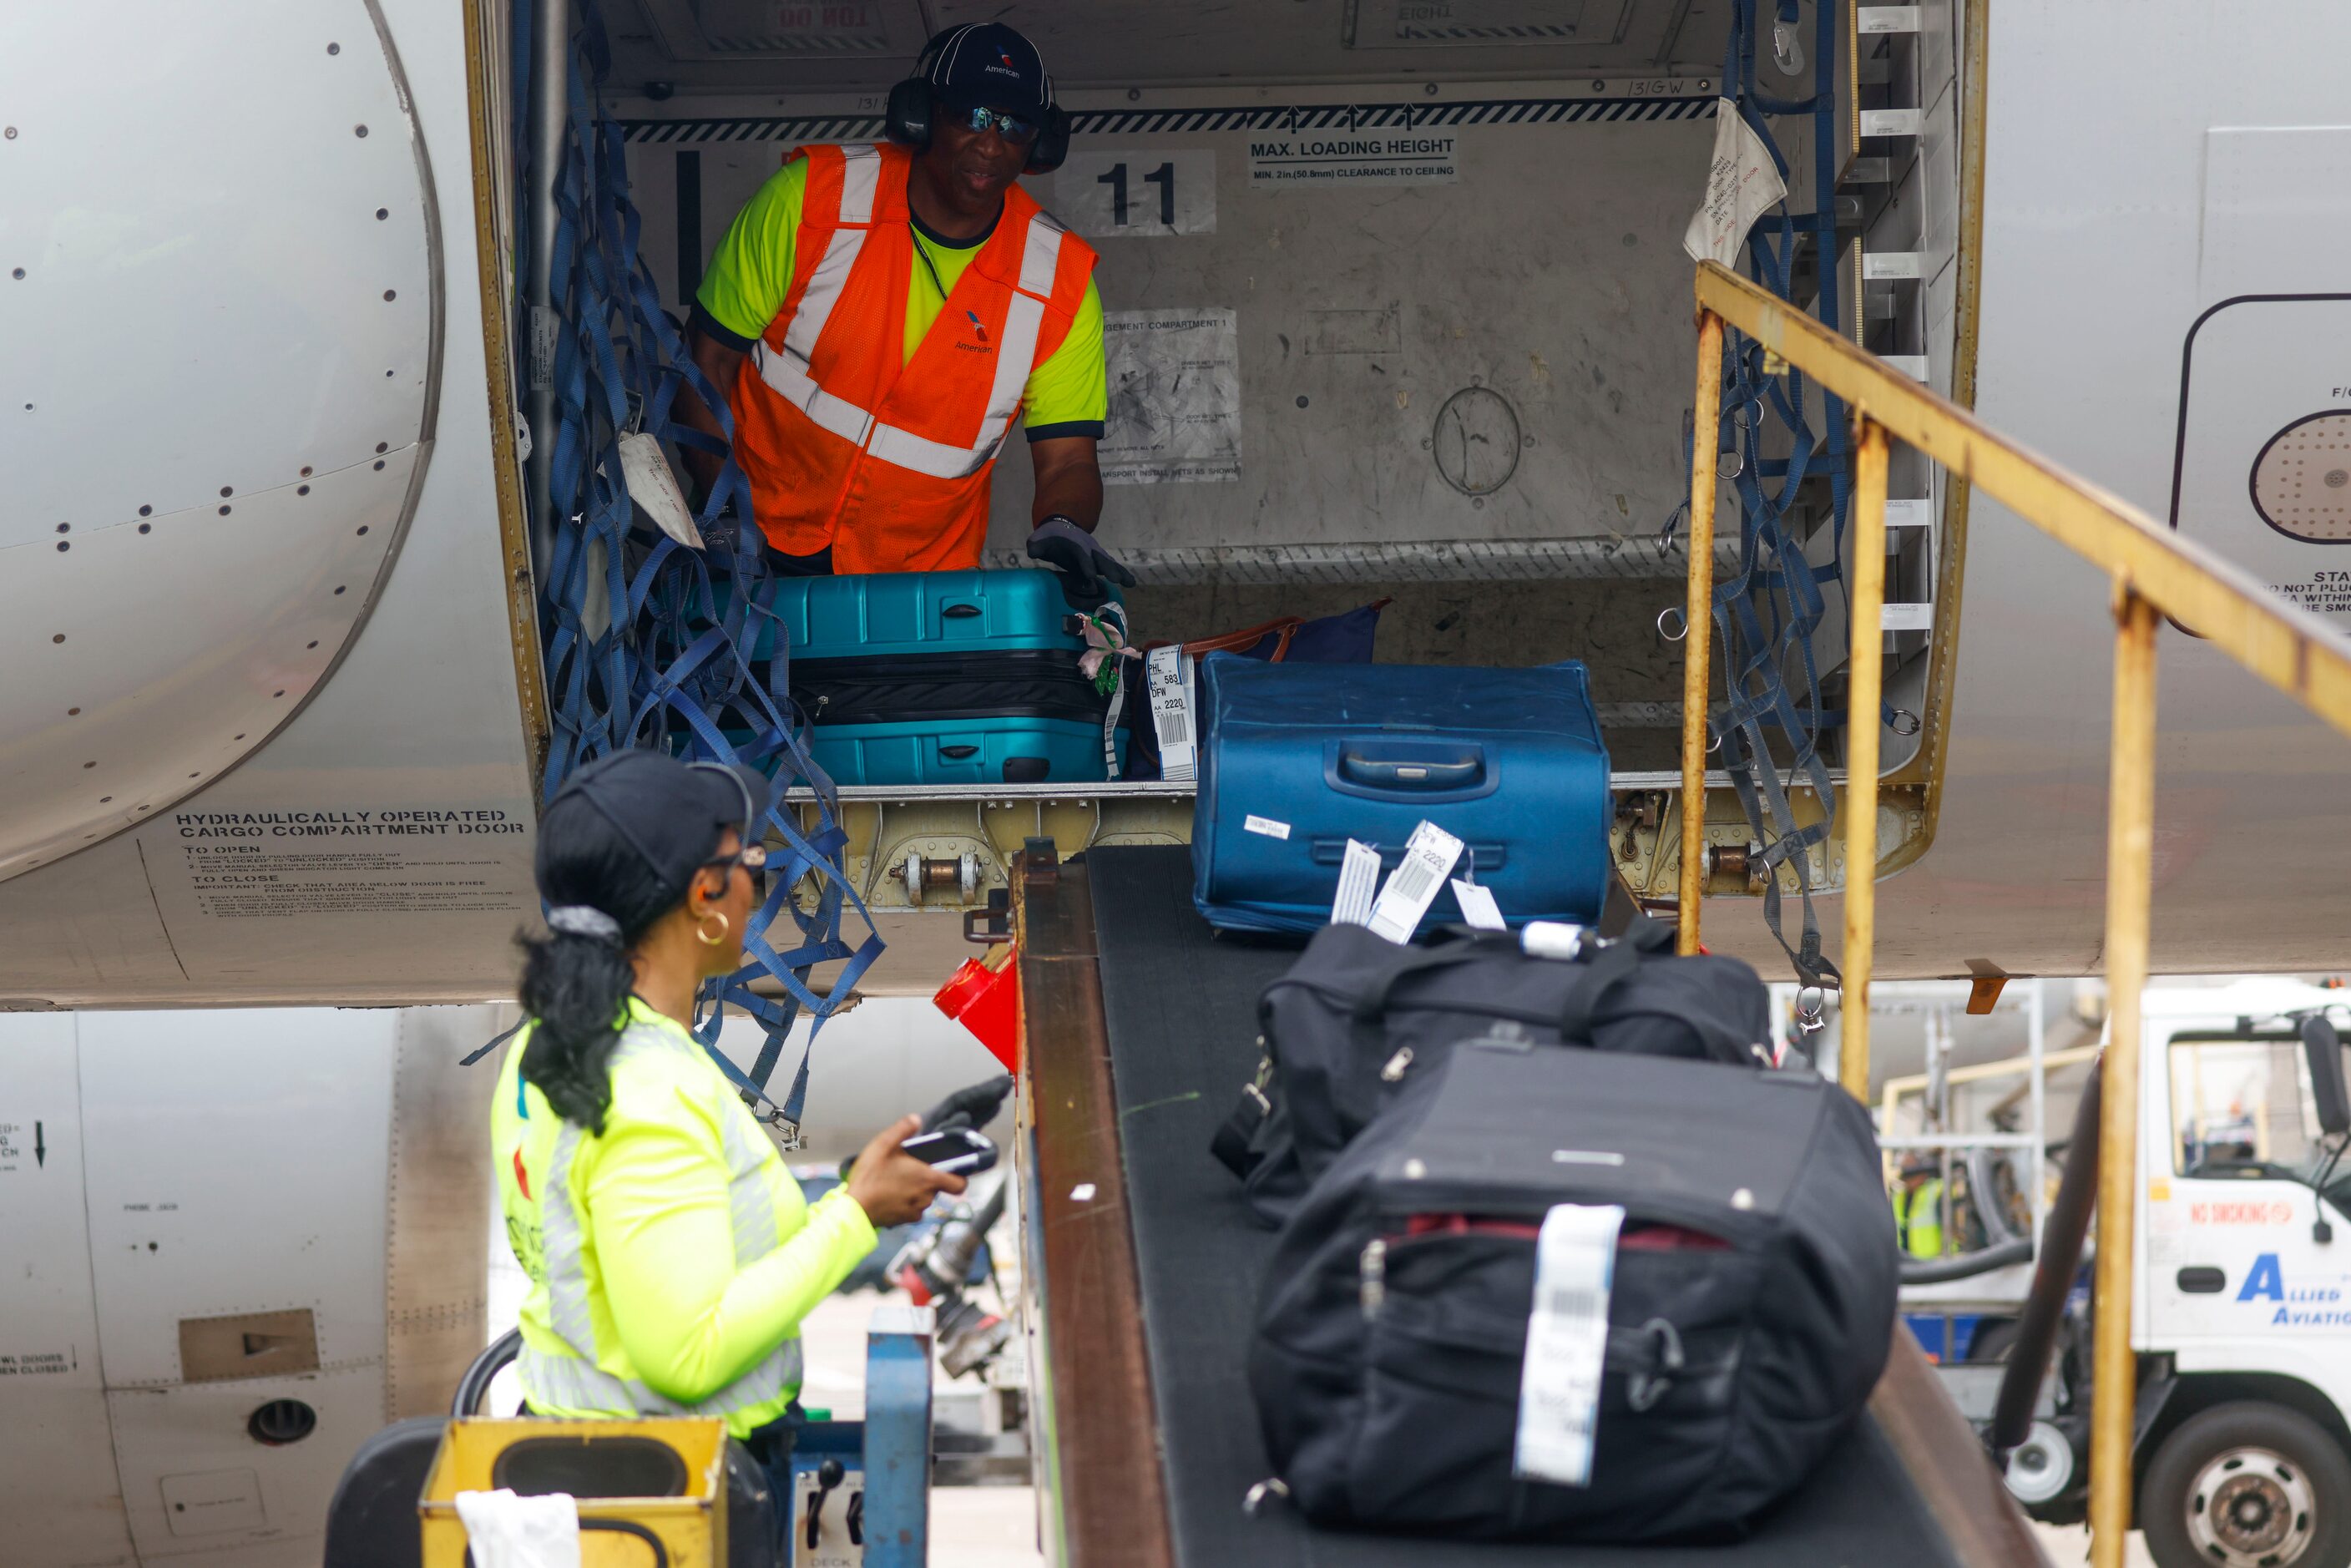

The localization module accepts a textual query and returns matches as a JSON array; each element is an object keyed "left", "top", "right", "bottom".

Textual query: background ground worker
[
  {"left": 1893, "top": 1156, "right": 1945, "bottom": 1260},
  {"left": 490, "top": 750, "right": 959, "bottom": 1535},
  {"left": 680, "top": 22, "right": 1134, "bottom": 604}
]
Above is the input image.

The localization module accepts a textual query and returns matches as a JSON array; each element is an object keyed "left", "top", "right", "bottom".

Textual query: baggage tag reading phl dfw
[
  {"left": 1145, "top": 645, "right": 1195, "bottom": 784},
  {"left": 1366, "top": 821, "right": 1464, "bottom": 943},
  {"left": 1515, "top": 1202, "right": 1626, "bottom": 1488}
]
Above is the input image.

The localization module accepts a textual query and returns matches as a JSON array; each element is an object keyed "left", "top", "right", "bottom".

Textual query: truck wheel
[{"left": 2141, "top": 1401, "right": 2351, "bottom": 1568}]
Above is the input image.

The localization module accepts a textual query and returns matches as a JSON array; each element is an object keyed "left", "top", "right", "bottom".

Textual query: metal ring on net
[
  {"left": 1731, "top": 397, "right": 1766, "bottom": 431},
  {"left": 1658, "top": 605, "right": 1689, "bottom": 642},
  {"left": 1793, "top": 985, "right": 1828, "bottom": 1034},
  {"left": 1716, "top": 448, "right": 1745, "bottom": 479},
  {"left": 1889, "top": 708, "right": 1922, "bottom": 736}
]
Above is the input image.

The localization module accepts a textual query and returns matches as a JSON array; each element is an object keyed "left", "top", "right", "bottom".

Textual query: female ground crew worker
[{"left": 491, "top": 748, "right": 959, "bottom": 1479}]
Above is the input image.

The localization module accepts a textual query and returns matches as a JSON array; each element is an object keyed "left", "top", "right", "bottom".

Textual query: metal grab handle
[
  {"left": 963, "top": 905, "right": 1011, "bottom": 946},
  {"left": 452, "top": 1328, "right": 522, "bottom": 1419}
]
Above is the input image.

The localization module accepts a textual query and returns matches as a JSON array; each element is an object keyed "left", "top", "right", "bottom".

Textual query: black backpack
[
  {"left": 1249, "top": 1031, "right": 1897, "bottom": 1543},
  {"left": 1211, "top": 915, "right": 1773, "bottom": 1227}
]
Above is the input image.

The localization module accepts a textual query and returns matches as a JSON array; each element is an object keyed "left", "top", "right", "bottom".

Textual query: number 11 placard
[{"left": 1050, "top": 149, "right": 1217, "bottom": 238}]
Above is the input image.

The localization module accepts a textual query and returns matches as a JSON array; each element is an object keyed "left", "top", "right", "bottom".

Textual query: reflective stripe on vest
[
  {"left": 525, "top": 1026, "right": 801, "bottom": 1420},
  {"left": 751, "top": 149, "right": 1068, "bottom": 483}
]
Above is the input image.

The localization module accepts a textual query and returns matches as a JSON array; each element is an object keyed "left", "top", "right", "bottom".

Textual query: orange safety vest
[{"left": 728, "top": 142, "right": 1099, "bottom": 574}]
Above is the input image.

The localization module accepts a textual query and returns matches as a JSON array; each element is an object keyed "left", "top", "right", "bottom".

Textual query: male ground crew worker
[
  {"left": 1893, "top": 1157, "right": 1944, "bottom": 1259},
  {"left": 680, "top": 23, "right": 1133, "bottom": 603}
]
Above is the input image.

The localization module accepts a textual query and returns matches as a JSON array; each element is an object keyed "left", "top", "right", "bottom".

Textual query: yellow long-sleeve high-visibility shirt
[{"left": 492, "top": 997, "right": 877, "bottom": 1436}]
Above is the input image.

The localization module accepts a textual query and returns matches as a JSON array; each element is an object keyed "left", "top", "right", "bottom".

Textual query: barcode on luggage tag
[
  {"left": 1514, "top": 1202, "right": 1625, "bottom": 1489},
  {"left": 1332, "top": 839, "right": 1381, "bottom": 926},
  {"left": 1145, "top": 645, "right": 1196, "bottom": 784},
  {"left": 1366, "top": 821, "right": 1465, "bottom": 943},
  {"left": 1387, "top": 856, "right": 1439, "bottom": 907}
]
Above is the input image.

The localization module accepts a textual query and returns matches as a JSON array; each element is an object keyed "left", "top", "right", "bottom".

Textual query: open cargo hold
[
  {"left": 609, "top": 47, "right": 1823, "bottom": 784},
  {"left": 556, "top": 0, "right": 1967, "bottom": 996}
]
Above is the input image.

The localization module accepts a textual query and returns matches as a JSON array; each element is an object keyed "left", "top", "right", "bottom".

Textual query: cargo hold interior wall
[{"left": 599, "top": 1, "right": 1798, "bottom": 779}]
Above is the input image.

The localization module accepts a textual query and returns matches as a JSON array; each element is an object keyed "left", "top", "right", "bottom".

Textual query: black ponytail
[
  {"left": 517, "top": 776, "right": 719, "bottom": 1135},
  {"left": 516, "top": 928, "right": 644, "bottom": 1135}
]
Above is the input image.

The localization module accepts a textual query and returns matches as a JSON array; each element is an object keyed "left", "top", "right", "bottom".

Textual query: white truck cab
[
  {"left": 2126, "top": 980, "right": 2351, "bottom": 1568},
  {"left": 1946, "top": 981, "right": 2351, "bottom": 1564}
]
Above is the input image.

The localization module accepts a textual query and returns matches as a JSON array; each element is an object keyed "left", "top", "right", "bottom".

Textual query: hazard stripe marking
[{"left": 619, "top": 95, "right": 1716, "bottom": 144}]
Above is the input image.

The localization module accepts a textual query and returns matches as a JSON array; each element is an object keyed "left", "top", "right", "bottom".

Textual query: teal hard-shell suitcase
[{"left": 710, "top": 569, "right": 1122, "bottom": 787}]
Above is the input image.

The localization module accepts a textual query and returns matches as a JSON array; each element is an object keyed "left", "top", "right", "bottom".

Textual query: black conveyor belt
[{"left": 1086, "top": 844, "right": 1964, "bottom": 1568}]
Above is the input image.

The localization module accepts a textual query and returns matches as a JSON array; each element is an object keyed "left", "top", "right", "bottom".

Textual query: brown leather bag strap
[{"left": 1181, "top": 616, "right": 1302, "bottom": 663}]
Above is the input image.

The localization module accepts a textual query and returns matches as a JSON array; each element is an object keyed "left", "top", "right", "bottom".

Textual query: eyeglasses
[
  {"left": 955, "top": 104, "right": 1040, "bottom": 144},
  {"left": 700, "top": 841, "right": 768, "bottom": 899}
]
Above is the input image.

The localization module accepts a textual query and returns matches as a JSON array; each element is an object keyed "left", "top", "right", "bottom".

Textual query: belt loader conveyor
[{"left": 1011, "top": 844, "right": 2052, "bottom": 1568}]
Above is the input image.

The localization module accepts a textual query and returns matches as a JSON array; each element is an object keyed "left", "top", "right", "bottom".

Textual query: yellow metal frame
[
  {"left": 1679, "top": 259, "right": 2351, "bottom": 1568},
  {"left": 419, "top": 1416, "right": 728, "bottom": 1566}
]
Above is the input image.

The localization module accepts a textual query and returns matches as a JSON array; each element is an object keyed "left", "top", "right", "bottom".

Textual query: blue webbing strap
[
  {"left": 515, "top": 0, "right": 879, "bottom": 1140},
  {"left": 1666, "top": 0, "right": 1852, "bottom": 991}
]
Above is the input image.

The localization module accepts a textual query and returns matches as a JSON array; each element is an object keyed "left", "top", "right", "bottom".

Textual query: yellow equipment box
[{"left": 418, "top": 1417, "right": 728, "bottom": 1568}]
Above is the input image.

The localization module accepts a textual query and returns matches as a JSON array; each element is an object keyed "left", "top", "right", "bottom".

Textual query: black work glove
[
  {"left": 923, "top": 1075, "right": 1016, "bottom": 1135},
  {"left": 1026, "top": 515, "right": 1135, "bottom": 610}
]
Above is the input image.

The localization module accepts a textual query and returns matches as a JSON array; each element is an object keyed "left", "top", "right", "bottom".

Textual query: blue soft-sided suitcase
[
  {"left": 1191, "top": 656, "right": 1612, "bottom": 936},
  {"left": 715, "top": 570, "right": 1121, "bottom": 787}
]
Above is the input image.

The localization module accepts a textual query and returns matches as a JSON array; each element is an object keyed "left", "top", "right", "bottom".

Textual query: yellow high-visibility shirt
[
  {"left": 1893, "top": 1177, "right": 1945, "bottom": 1260},
  {"left": 695, "top": 154, "right": 1108, "bottom": 442},
  {"left": 492, "top": 997, "right": 877, "bottom": 1437}
]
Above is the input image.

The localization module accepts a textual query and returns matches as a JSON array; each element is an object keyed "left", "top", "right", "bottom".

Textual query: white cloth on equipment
[{"left": 453, "top": 1488, "right": 582, "bottom": 1568}]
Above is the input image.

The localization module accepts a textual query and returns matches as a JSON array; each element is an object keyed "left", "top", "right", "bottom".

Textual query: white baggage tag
[
  {"left": 1146, "top": 645, "right": 1196, "bottom": 784},
  {"left": 615, "top": 430, "right": 706, "bottom": 550},
  {"left": 1366, "top": 821, "right": 1464, "bottom": 943},
  {"left": 1514, "top": 1202, "right": 1625, "bottom": 1487},
  {"left": 1331, "top": 839, "right": 1381, "bottom": 927},
  {"left": 1450, "top": 878, "right": 1506, "bottom": 932}
]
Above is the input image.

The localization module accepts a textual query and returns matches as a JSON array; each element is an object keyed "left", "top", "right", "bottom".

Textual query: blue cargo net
[
  {"left": 510, "top": 0, "right": 880, "bottom": 1142},
  {"left": 1672, "top": 0, "right": 1857, "bottom": 994}
]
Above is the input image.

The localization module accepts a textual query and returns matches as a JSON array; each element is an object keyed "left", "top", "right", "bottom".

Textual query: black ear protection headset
[{"left": 885, "top": 25, "right": 1072, "bottom": 176}]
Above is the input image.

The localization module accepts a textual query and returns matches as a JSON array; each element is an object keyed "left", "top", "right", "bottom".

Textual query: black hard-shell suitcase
[
  {"left": 1212, "top": 915, "right": 1773, "bottom": 1227},
  {"left": 1249, "top": 1033, "right": 1897, "bottom": 1543}
]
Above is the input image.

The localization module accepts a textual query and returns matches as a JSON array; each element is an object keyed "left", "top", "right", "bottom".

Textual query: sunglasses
[
  {"left": 955, "top": 104, "right": 1041, "bottom": 144},
  {"left": 700, "top": 841, "right": 769, "bottom": 900}
]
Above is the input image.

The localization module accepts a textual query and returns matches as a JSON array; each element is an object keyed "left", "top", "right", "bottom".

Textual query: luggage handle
[
  {"left": 1336, "top": 744, "right": 1484, "bottom": 792},
  {"left": 1181, "top": 615, "right": 1301, "bottom": 662},
  {"left": 1324, "top": 741, "right": 1498, "bottom": 805},
  {"left": 1349, "top": 928, "right": 1518, "bottom": 1019},
  {"left": 1311, "top": 839, "right": 1506, "bottom": 872}
]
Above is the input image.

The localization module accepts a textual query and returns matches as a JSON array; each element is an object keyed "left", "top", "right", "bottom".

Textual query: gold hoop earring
[{"left": 695, "top": 910, "right": 731, "bottom": 948}]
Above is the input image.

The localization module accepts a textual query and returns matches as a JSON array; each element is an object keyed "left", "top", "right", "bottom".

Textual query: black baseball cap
[
  {"left": 539, "top": 750, "right": 771, "bottom": 910},
  {"left": 918, "top": 23, "right": 1054, "bottom": 118}
]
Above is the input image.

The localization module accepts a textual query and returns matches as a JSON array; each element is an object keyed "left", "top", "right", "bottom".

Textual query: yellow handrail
[{"left": 1679, "top": 258, "right": 2351, "bottom": 1568}]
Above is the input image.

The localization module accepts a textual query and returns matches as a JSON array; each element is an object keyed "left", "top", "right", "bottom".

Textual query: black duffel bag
[
  {"left": 1250, "top": 1030, "right": 1897, "bottom": 1543},
  {"left": 1211, "top": 914, "right": 1773, "bottom": 1227}
]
